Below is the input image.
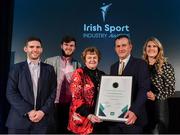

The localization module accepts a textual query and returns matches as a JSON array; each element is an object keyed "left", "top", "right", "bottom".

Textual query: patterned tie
[{"left": 118, "top": 61, "right": 125, "bottom": 75}]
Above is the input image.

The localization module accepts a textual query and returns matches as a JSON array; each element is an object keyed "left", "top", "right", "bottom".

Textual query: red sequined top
[{"left": 67, "top": 67, "right": 104, "bottom": 134}]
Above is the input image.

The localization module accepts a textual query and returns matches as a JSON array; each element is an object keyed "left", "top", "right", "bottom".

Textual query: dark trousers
[
  {"left": 54, "top": 103, "right": 71, "bottom": 134},
  {"left": 93, "top": 121, "right": 109, "bottom": 134},
  {"left": 8, "top": 125, "right": 48, "bottom": 134},
  {"left": 144, "top": 99, "right": 169, "bottom": 134},
  {"left": 107, "top": 122, "right": 143, "bottom": 134}
]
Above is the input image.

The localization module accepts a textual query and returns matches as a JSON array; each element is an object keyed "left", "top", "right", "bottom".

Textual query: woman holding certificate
[
  {"left": 142, "top": 37, "right": 175, "bottom": 134},
  {"left": 67, "top": 47, "right": 105, "bottom": 134}
]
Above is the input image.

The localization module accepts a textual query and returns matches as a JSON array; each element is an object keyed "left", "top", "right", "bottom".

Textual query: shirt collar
[
  {"left": 119, "top": 54, "right": 131, "bottom": 67},
  {"left": 27, "top": 58, "right": 41, "bottom": 65},
  {"left": 61, "top": 56, "right": 72, "bottom": 62}
]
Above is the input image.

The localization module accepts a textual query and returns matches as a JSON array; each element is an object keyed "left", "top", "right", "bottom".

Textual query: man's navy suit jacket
[
  {"left": 110, "top": 56, "right": 150, "bottom": 126},
  {"left": 6, "top": 61, "right": 57, "bottom": 129}
]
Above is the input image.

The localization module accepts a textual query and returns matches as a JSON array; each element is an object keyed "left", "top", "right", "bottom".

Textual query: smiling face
[
  {"left": 146, "top": 41, "right": 159, "bottom": 58},
  {"left": 85, "top": 52, "right": 99, "bottom": 70},
  {"left": 61, "top": 41, "right": 76, "bottom": 57},
  {"left": 115, "top": 37, "right": 132, "bottom": 60},
  {"left": 24, "top": 40, "right": 43, "bottom": 61}
]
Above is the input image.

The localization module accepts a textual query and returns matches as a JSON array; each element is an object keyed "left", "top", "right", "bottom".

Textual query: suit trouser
[
  {"left": 8, "top": 125, "right": 48, "bottom": 134},
  {"left": 107, "top": 122, "right": 143, "bottom": 134},
  {"left": 54, "top": 103, "right": 71, "bottom": 134}
]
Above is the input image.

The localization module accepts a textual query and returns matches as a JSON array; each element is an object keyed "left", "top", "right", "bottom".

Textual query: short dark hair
[
  {"left": 25, "top": 37, "right": 42, "bottom": 46},
  {"left": 114, "top": 35, "right": 132, "bottom": 45},
  {"left": 61, "top": 35, "right": 76, "bottom": 46}
]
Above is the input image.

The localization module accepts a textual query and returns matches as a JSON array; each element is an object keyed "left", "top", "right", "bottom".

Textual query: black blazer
[
  {"left": 6, "top": 61, "right": 57, "bottom": 129},
  {"left": 110, "top": 56, "right": 150, "bottom": 126}
]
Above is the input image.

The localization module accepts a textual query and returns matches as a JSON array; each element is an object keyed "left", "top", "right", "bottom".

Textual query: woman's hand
[
  {"left": 147, "top": 90, "right": 156, "bottom": 101},
  {"left": 87, "top": 114, "right": 102, "bottom": 123}
]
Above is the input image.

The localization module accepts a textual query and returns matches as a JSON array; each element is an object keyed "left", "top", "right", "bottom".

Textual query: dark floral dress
[{"left": 144, "top": 62, "right": 175, "bottom": 134}]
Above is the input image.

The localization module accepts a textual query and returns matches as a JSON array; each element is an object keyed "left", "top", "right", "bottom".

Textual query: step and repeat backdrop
[{"left": 11, "top": 0, "right": 180, "bottom": 91}]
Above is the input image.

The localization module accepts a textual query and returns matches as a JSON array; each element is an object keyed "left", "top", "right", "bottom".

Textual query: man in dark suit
[
  {"left": 108, "top": 35, "right": 150, "bottom": 133},
  {"left": 6, "top": 37, "right": 57, "bottom": 134}
]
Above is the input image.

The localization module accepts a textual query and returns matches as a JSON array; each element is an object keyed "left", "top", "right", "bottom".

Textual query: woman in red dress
[{"left": 67, "top": 47, "right": 105, "bottom": 134}]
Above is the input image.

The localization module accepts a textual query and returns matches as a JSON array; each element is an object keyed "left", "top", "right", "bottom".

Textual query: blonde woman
[{"left": 142, "top": 37, "right": 175, "bottom": 134}]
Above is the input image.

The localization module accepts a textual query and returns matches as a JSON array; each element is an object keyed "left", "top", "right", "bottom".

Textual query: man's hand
[
  {"left": 28, "top": 110, "right": 36, "bottom": 121},
  {"left": 124, "top": 111, "right": 137, "bottom": 125},
  {"left": 28, "top": 110, "right": 45, "bottom": 123}
]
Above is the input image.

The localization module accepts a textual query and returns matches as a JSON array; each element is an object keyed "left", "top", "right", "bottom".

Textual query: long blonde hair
[{"left": 142, "top": 37, "right": 167, "bottom": 73}]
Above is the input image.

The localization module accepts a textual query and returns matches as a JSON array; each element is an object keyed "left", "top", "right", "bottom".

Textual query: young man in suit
[
  {"left": 108, "top": 35, "right": 150, "bottom": 133},
  {"left": 44, "top": 36, "right": 81, "bottom": 133},
  {"left": 6, "top": 37, "right": 57, "bottom": 134}
]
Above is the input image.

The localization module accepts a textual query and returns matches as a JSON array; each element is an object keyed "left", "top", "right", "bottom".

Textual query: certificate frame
[{"left": 95, "top": 76, "right": 132, "bottom": 122}]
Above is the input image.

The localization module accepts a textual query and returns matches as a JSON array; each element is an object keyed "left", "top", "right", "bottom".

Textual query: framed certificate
[{"left": 95, "top": 76, "right": 132, "bottom": 122}]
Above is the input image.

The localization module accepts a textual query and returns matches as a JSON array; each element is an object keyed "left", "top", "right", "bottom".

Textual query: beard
[{"left": 61, "top": 49, "right": 73, "bottom": 57}]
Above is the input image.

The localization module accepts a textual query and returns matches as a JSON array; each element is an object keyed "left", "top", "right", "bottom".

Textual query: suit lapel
[
  {"left": 115, "top": 62, "right": 119, "bottom": 75},
  {"left": 56, "top": 56, "right": 61, "bottom": 80},
  {"left": 24, "top": 61, "right": 34, "bottom": 102},
  {"left": 122, "top": 56, "right": 134, "bottom": 75},
  {"left": 37, "top": 62, "right": 44, "bottom": 96}
]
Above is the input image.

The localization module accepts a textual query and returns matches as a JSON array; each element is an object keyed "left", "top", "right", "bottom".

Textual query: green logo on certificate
[{"left": 110, "top": 112, "right": 115, "bottom": 116}]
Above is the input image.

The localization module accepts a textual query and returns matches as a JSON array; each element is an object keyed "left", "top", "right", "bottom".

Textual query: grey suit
[{"left": 44, "top": 56, "right": 81, "bottom": 82}]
